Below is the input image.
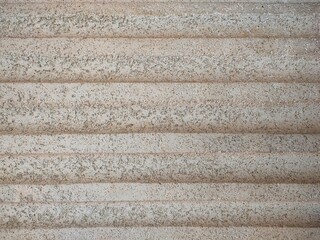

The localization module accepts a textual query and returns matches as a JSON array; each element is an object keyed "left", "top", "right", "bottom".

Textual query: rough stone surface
[
  {"left": 1, "top": 202, "right": 320, "bottom": 228},
  {"left": 1, "top": 153, "right": 319, "bottom": 184},
  {"left": 1, "top": 133, "right": 320, "bottom": 154},
  {"left": 0, "top": 0, "right": 319, "bottom": 239},
  {"left": 1, "top": 83, "right": 319, "bottom": 133},
  {"left": 1, "top": 3, "right": 318, "bottom": 38},
  {"left": 1, "top": 227, "right": 320, "bottom": 240},
  {"left": 0, "top": 38, "right": 319, "bottom": 83},
  {"left": 1, "top": 183, "right": 319, "bottom": 203}
]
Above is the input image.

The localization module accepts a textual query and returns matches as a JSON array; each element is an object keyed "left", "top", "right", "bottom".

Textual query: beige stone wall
[{"left": 0, "top": 0, "right": 319, "bottom": 239}]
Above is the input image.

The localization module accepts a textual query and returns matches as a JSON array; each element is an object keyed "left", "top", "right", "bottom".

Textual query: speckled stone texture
[
  {"left": 1, "top": 202, "right": 320, "bottom": 228},
  {"left": 1, "top": 3, "right": 319, "bottom": 38},
  {"left": 1, "top": 152, "right": 320, "bottom": 184},
  {"left": 1, "top": 83, "right": 319, "bottom": 134},
  {"left": 1, "top": 38, "right": 319, "bottom": 83},
  {"left": 0, "top": 0, "right": 320, "bottom": 239},
  {"left": 1, "top": 183, "right": 320, "bottom": 202},
  {"left": 1, "top": 228, "right": 320, "bottom": 240}
]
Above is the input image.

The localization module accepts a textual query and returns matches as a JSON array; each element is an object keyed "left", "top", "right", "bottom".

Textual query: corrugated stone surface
[{"left": 0, "top": 0, "right": 319, "bottom": 239}]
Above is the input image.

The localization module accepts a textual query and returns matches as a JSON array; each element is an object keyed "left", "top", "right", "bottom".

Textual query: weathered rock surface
[
  {"left": 1, "top": 3, "right": 318, "bottom": 38},
  {"left": 0, "top": 0, "right": 319, "bottom": 239},
  {"left": 1, "top": 38, "right": 319, "bottom": 83}
]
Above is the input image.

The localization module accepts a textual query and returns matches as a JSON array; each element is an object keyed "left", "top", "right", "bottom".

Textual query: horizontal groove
[
  {"left": 1, "top": 152, "right": 319, "bottom": 184},
  {"left": 2, "top": 80, "right": 320, "bottom": 84},
  {"left": 0, "top": 151, "right": 318, "bottom": 156},
  {"left": 0, "top": 38, "right": 318, "bottom": 83},
  {"left": 1, "top": 133, "right": 320, "bottom": 154},
  {"left": 0, "top": 36, "right": 318, "bottom": 40},
  {"left": 1, "top": 0, "right": 319, "bottom": 3},
  {"left": 1, "top": 227, "right": 320, "bottom": 240},
  {"left": 1, "top": 183, "right": 319, "bottom": 203},
  {"left": 0, "top": 3, "right": 318, "bottom": 38},
  {"left": 2, "top": 36, "right": 319, "bottom": 40},
  {"left": 2, "top": 200, "right": 320, "bottom": 204},
  {"left": 1, "top": 201, "right": 319, "bottom": 228},
  {"left": 2, "top": 132, "right": 320, "bottom": 137},
  {"left": 2, "top": 125, "right": 320, "bottom": 135}
]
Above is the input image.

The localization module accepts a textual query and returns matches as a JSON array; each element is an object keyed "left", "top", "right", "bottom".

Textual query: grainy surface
[
  {"left": 2, "top": 133, "right": 320, "bottom": 154},
  {"left": 1, "top": 153, "right": 319, "bottom": 184},
  {"left": 0, "top": 38, "right": 319, "bottom": 83},
  {"left": 1, "top": 3, "right": 318, "bottom": 38},
  {"left": 0, "top": 0, "right": 319, "bottom": 238},
  {"left": 1, "top": 183, "right": 319, "bottom": 202},
  {"left": 1, "top": 202, "right": 320, "bottom": 228},
  {"left": 1, "top": 83, "right": 319, "bottom": 133},
  {"left": 1, "top": 227, "right": 319, "bottom": 240}
]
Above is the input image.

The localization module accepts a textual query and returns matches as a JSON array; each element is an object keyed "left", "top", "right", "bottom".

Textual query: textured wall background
[{"left": 0, "top": 0, "right": 319, "bottom": 239}]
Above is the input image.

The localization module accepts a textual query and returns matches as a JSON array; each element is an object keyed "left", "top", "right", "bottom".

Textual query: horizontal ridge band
[
  {"left": 1, "top": 227, "right": 319, "bottom": 240},
  {"left": 1, "top": 201, "right": 320, "bottom": 228},
  {"left": 1, "top": 183, "right": 319, "bottom": 202},
  {"left": 1, "top": 133, "right": 320, "bottom": 154},
  {"left": 1, "top": 83, "right": 319, "bottom": 134},
  {"left": 0, "top": 38, "right": 318, "bottom": 83},
  {"left": 1, "top": 152, "right": 319, "bottom": 184},
  {"left": 1, "top": 3, "right": 318, "bottom": 38}
]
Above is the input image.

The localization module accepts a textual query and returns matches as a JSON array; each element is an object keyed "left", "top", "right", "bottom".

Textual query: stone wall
[{"left": 0, "top": 0, "right": 319, "bottom": 239}]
